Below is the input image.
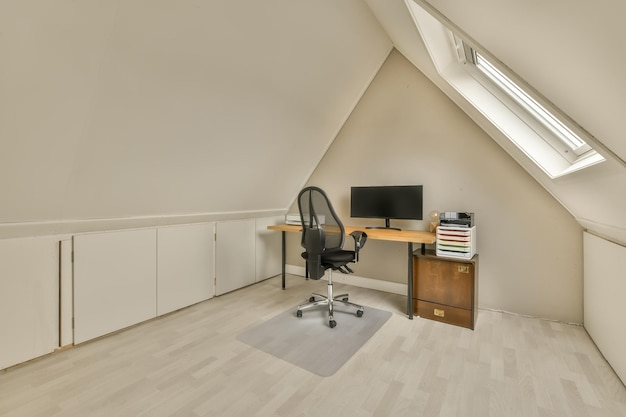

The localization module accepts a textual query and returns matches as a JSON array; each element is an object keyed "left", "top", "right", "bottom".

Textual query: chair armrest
[{"left": 349, "top": 231, "right": 367, "bottom": 262}]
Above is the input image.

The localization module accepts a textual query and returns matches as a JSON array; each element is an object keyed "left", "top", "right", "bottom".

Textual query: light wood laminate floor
[{"left": 1, "top": 275, "right": 625, "bottom": 417}]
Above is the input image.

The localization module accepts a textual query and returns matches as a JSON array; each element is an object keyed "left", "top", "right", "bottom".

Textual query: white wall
[{"left": 289, "top": 50, "right": 583, "bottom": 323}]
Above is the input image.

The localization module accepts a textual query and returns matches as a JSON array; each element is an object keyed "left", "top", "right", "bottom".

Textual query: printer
[{"left": 440, "top": 212, "right": 474, "bottom": 228}]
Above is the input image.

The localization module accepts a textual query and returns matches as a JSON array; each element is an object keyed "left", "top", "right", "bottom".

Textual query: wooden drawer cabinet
[{"left": 413, "top": 251, "right": 478, "bottom": 329}]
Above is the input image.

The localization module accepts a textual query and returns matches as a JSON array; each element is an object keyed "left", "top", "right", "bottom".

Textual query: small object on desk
[
  {"left": 436, "top": 225, "right": 476, "bottom": 260},
  {"left": 286, "top": 213, "right": 325, "bottom": 226},
  {"left": 440, "top": 211, "right": 474, "bottom": 228},
  {"left": 428, "top": 210, "right": 440, "bottom": 232}
]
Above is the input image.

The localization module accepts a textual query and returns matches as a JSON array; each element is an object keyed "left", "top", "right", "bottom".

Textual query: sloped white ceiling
[
  {"left": 3, "top": 0, "right": 625, "bottom": 245},
  {"left": 0, "top": 0, "right": 391, "bottom": 231},
  {"left": 365, "top": 0, "right": 626, "bottom": 244}
]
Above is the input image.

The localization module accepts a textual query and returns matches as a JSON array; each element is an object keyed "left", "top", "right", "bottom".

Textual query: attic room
[{"left": 1, "top": 0, "right": 625, "bottom": 416}]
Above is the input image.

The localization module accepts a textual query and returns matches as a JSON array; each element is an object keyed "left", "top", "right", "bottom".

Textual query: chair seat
[{"left": 302, "top": 249, "right": 355, "bottom": 268}]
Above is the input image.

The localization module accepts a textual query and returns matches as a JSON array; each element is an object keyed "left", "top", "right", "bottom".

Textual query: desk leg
[
  {"left": 281, "top": 231, "right": 286, "bottom": 290},
  {"left": 407, "top": 242, "right": 413, "bottom": 319}
]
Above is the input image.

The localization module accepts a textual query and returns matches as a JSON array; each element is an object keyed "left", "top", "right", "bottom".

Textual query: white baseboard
[{"left": 285, "top": 264, "right": 407, "bottom": 296}]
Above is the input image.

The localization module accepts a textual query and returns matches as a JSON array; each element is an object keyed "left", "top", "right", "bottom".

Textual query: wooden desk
[{"left": 268, "top": 223, "right": 436, "bottom": 319}]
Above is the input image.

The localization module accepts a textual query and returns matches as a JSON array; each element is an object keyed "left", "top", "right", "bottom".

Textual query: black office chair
[{"left": 296, "top": 186, "right": 367, "bottom": 328}]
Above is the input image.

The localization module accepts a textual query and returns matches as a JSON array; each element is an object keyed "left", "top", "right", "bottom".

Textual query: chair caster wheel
[
  {"left": 296, "top": 310, "right": 302, "bottom": 318},
  {"left": 309, "top": 296, "right": 315, "bottom": 302},
  {"left": 329, "top": 320, "right": 336, "bottom": 328},
  {"left": 356, "top": 310, "right": 363, "bottom": 318}
]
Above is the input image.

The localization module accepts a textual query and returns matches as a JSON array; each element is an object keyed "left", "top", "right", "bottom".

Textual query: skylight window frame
[
  {"left": 449, "top": 32, "right": 595, "bottom": 164},
  {"left": 465, "top": 47, "right": 592, "bottom": 158}
]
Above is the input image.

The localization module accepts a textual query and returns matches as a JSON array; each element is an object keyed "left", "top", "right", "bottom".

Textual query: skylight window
[
  {"left": 471, "top": 51, "right": 590, "bottom": 156},
  {"left": 405, "top": 0, "right": 605, "bottom": 178}
]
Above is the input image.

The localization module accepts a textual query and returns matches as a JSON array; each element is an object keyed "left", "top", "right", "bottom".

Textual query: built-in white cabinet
[
  {"left": 0, "top": 236, "right": 60, "bottom": 370},
  {"left": 215, "top": 219, "right": 256, "bottom": 295},
  {"left": 584, "top": 232, "right": 626, "bottom": 385},
  {"left": 214, "top": 216, "right": 282, "bottom": 294},
  {"left": 1, "top": 216, "right": 282, "bottom": 368},
  {"left": 157, "top": 223, "right": 215, "bottom": 316},
  {"left": 74, "top": 224, "right": 216, "bottom": 344},
  {"left": 73, "top": 229, "right": 158, "bottom": 344}
]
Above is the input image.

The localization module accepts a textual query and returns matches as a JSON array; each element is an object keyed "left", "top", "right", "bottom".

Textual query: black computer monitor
[{"left": 350, "top": 185, "right": 423, "bottom": 230}]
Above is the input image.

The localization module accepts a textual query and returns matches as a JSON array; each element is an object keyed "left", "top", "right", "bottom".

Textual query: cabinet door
[
  {"left": 157, "top": 223, "right": 215, "bottom": 316},
  {"left": 74, "top": 229, "right": 157, "bottom": 344},
  {"left": 416, "top": 257, "right": 473, "bottom": 309},
  {"left": 0, "top": 237, "right": 59, "bottom": 370},
  {"left": 215, "top": 219, "right": 255, "bottom": 295}
]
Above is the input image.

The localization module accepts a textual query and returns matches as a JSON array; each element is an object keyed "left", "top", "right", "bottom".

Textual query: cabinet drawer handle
[
  {"left": 458, "top": 265, "right": 470, "bottom": 273},
  {"left": 434, "top": 308, "right": 445, "bottom": 318}
]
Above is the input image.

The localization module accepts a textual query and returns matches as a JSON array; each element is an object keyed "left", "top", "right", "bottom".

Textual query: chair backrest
[
  {"left": 297, "top": 186, "right": 345, "bottom": 252},
  {"left": 297, "top": 187, "right": 345, "bottom": 279}
]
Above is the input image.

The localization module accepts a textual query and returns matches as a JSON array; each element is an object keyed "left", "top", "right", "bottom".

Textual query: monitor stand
[{"left": 365, "top": 218, "right": 401, "bottom": 231}]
